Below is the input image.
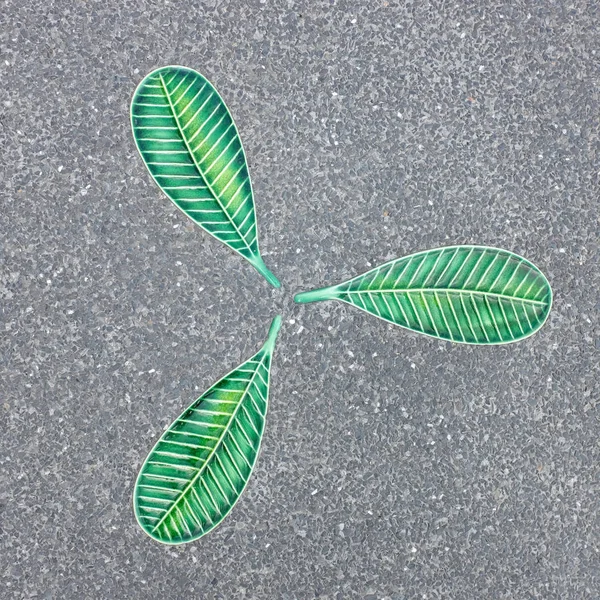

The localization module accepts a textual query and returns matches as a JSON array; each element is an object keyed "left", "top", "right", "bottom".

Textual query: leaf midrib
[
  {"left": 158, "top": 72, "right": 254, "bottom": 255},
  {"left": 150, "top": 349, "right": 267, "bottom": 534},
  {"left": 339, "top": 288, "right": 548, "bottom": 306}
]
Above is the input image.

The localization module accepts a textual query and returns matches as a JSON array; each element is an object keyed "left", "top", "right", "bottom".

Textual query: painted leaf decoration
[
  {"left": 131, "top": 66, "right": 280, "bottom": 288},
  {"left": 133, "top": 316, "right": 282, "bottom": 544},
  {"left": 295, "top": 246, "right": 552, "bottom": 345}
]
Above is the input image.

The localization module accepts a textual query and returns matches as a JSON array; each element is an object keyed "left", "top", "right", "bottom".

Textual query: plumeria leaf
[
  {"left": 131, "top": 66, "right": 280, "bottom": 287},
  {"left": 295, "top": 246, "right": 552, "bottom": 345},
  {"left": 133, "top": 316, "right": 282, "bottom": 544}
]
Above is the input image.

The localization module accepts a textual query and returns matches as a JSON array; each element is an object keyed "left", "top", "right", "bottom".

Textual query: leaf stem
[
  {"left": 263, "top": 315, "right": 282, "bottom": 353},
  {"left": 251, "top": 256, "right": 281, "bottom": 288},
  {"left": 294, "top": 287, "right": 334, "bottom": 304}
]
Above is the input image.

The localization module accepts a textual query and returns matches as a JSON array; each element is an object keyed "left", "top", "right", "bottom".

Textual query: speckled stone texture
[{"left": 1, "top": 1, "right": 598, "bottom": 598}]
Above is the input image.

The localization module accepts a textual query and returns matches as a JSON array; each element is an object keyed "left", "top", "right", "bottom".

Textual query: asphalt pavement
[{"left": 1, "top": 1, "right": 598, "bottom": 598}]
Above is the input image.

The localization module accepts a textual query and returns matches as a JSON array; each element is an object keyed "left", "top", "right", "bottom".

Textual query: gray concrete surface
[{"left": 1, "top": 1, "right": 599, "bottom": 598}]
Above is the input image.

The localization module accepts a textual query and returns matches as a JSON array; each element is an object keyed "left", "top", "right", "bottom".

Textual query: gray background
[{"left": 1, "top": 1, "right": 598, "bottom": 598}]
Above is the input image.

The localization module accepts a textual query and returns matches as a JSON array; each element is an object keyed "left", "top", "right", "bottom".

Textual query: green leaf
[
  {"left": 130, "top": 66, "right": 280, "bottom": 288},
  {"left": 295, "top": 246, "right": 552, "bottom": 345},
  {"left": 133, "top": 316, "right": 282, "bottom": 544}
]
